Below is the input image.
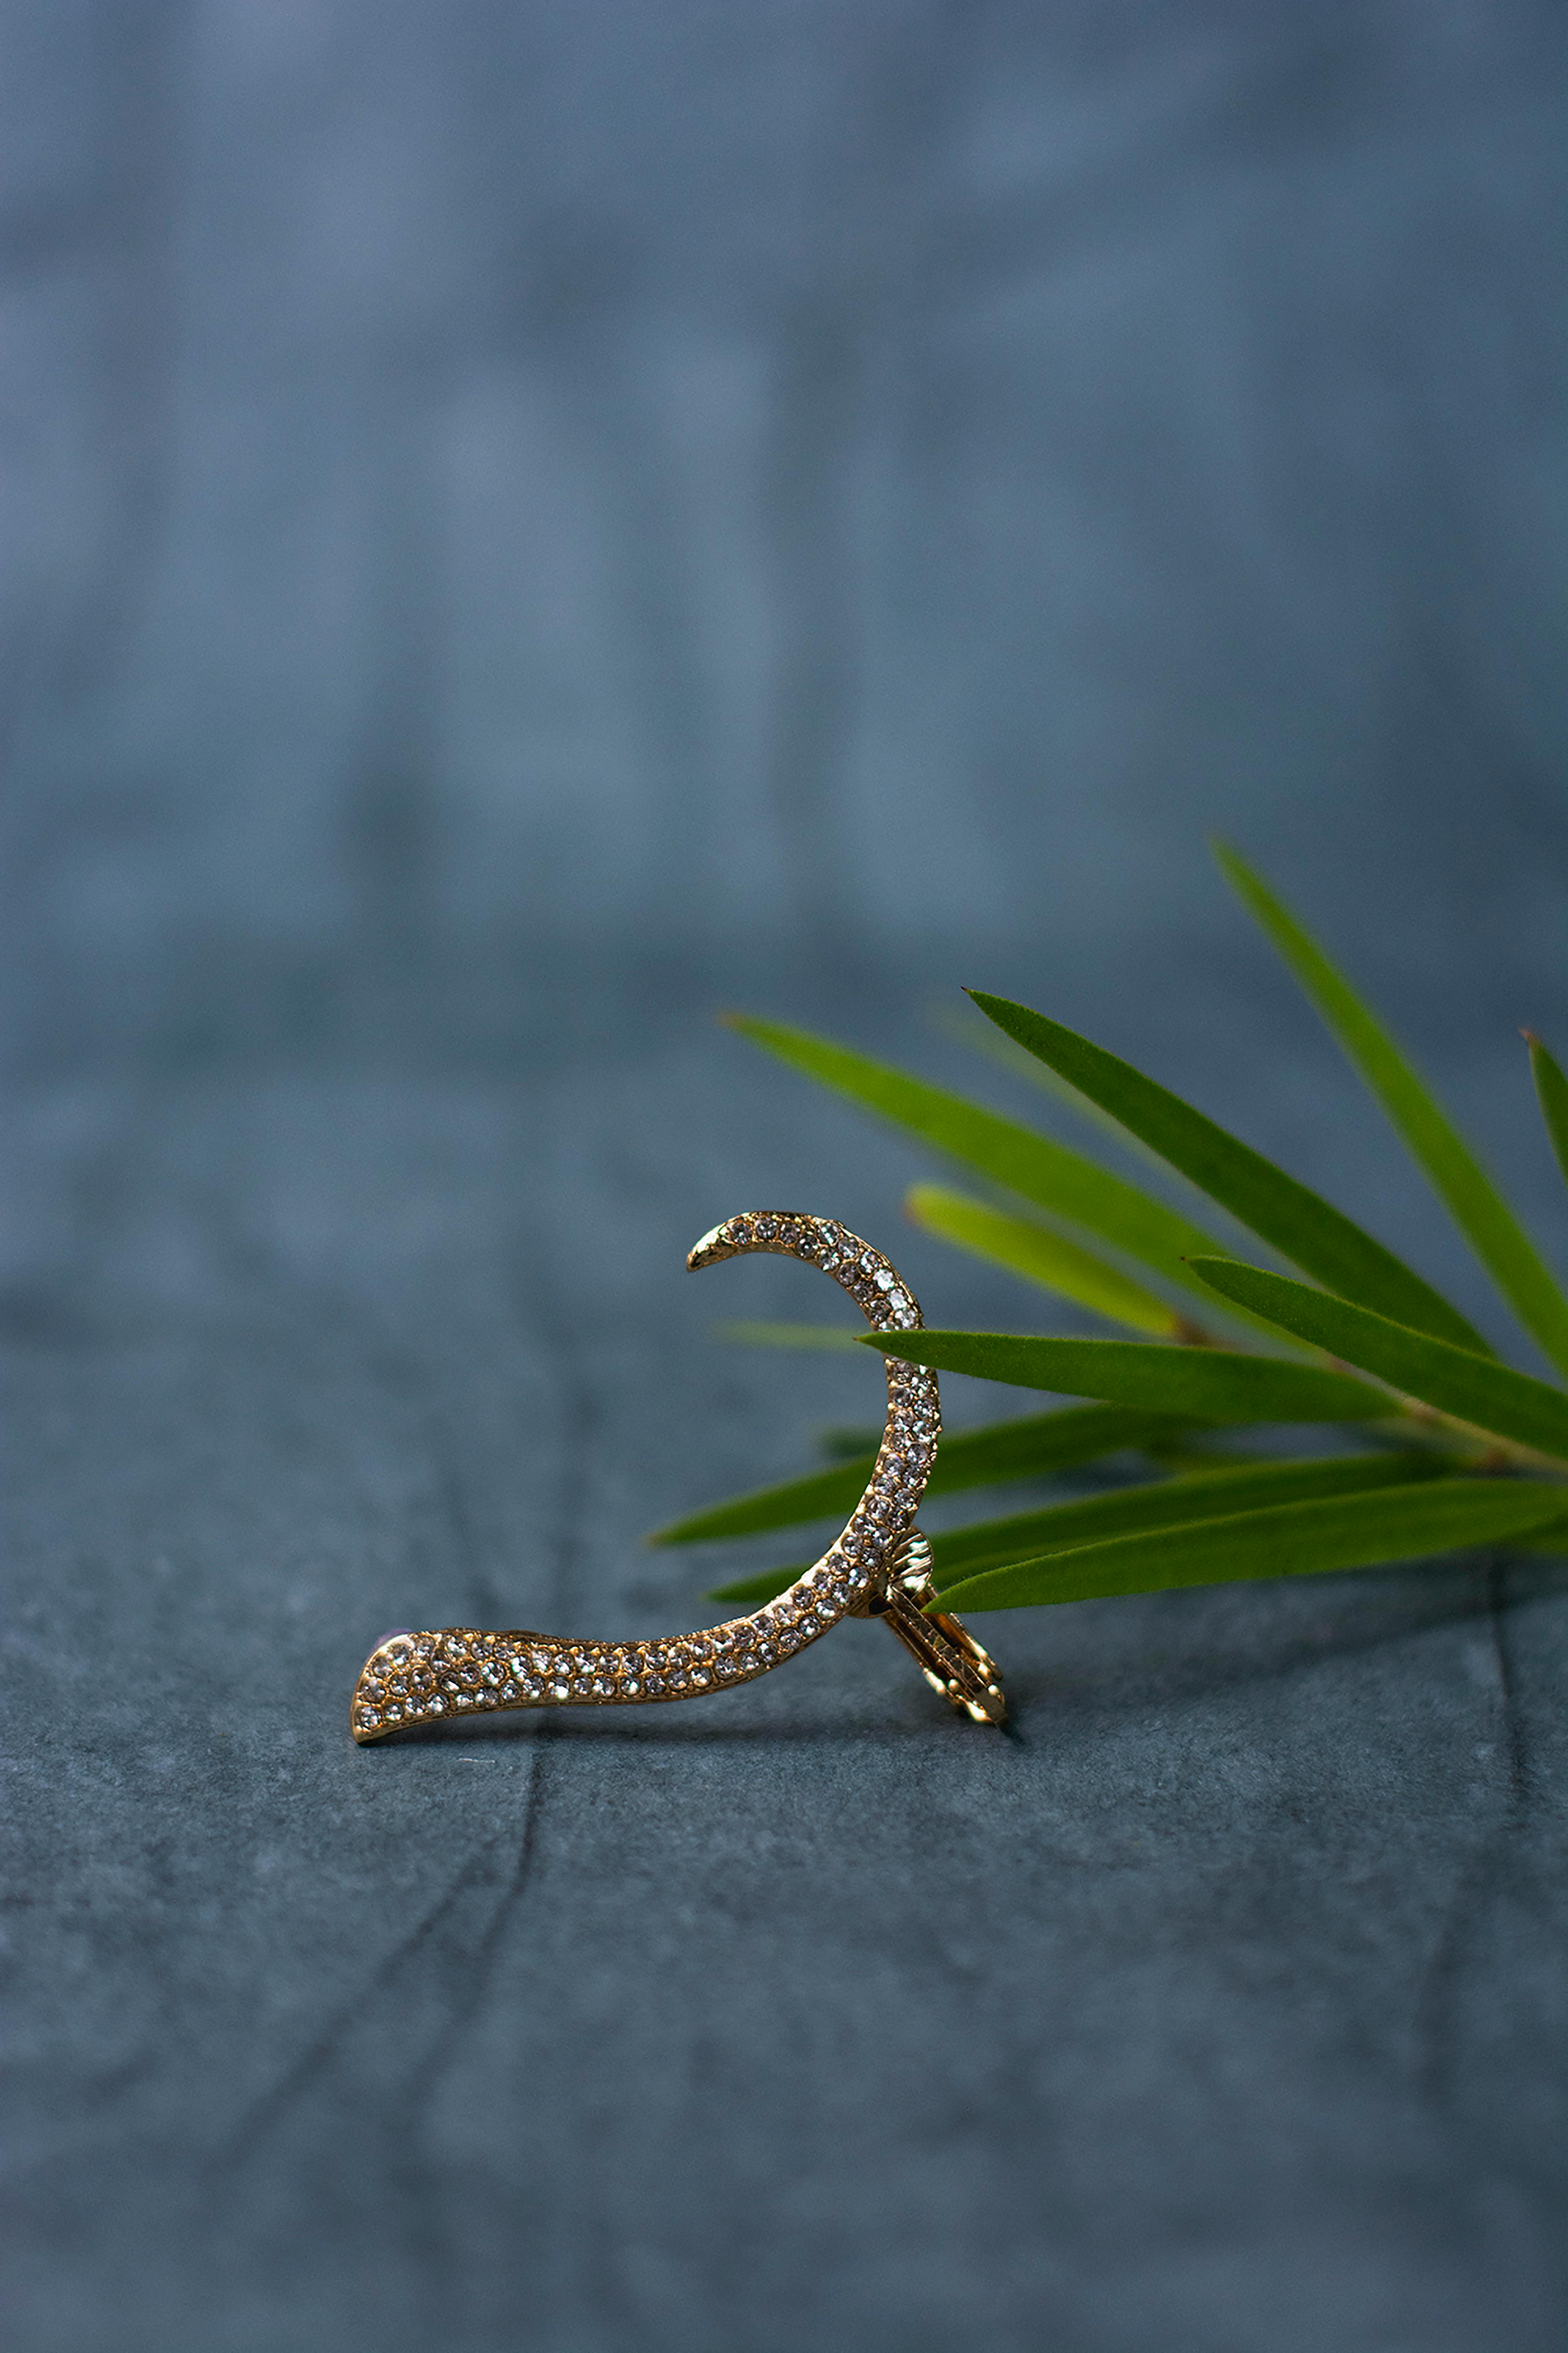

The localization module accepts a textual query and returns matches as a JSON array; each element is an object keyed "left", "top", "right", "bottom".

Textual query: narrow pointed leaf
[
  {"left": 936, "top": 998, "right": 1203, "bottom": 1174},
  {"left": 719, "top": 1454, "right": 1520, "bottom": 1606},
  {"left": 817, "top": 1425, "right": 886, "bottom": 1460},
  {"left": 922, "top": 1405, "right": 1196, "bottom": 1491},
  {"left": 1189, "top": 1258, "right": 1568, "bottom": 1465},
  {"left": 968, "top": 990, "right": 1489, "bottom": 1354},
  {"left": 649, "top": 1404, "right": 1200, "bottom": 1545},
  {"left": 863, "top": 1329, "right": 1390, "bottom": 1422},
  {"left": 928, "top": 1452, "right": 1447, "bottom": 1581},
  {"left": 1526, "top": 1033, "right": 1568, "bottom": 1193},
  {"left": 936, "top": 1479, "right": 1568, "bottom": 1613},
  {"left": 905, "top": 1183, "right": 1191, "bottom": 1337},
  {"left": 707, "top": 1564, "right": 811, "bottom": 1604},
  {"left": 714, "top": 1320, "right": 862, "bottom": 1349},
  {"left": 724, "top": 1015, "right": 1232, "bottom": 1300},
  {"left": 1218, "top": 846, "right": 1568, "bottom": 1376},
  {"left": 1145, "top": 1442, "right": 1294, "bottom": 1474}
]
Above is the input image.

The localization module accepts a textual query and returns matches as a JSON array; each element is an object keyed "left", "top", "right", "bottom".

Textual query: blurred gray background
[{"left": 4, "top": 5, "right": 1567, "bottom": 2350}]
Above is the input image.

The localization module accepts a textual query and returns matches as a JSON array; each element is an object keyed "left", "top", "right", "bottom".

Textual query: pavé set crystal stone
[{"left": 351, "top": 1213, "right": 1005, "bottom": 1733}]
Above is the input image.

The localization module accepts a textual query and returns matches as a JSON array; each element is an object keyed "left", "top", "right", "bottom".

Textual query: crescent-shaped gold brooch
[{"left": 350, "top": 1211, "right": 1006, "bottom": 1739}]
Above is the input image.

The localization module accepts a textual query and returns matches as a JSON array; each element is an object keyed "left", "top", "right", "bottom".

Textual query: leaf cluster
[{"left": 650, "top": 851, "right": 1568, "bottom": 1616}]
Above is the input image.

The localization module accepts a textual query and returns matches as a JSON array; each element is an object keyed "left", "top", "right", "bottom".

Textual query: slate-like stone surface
[
  {"left": 5, "top": 964, "right": 1567, "bottom": 2352},
  {"left": 4, "top": 1, "right": 1567, "bottom": 2344}
]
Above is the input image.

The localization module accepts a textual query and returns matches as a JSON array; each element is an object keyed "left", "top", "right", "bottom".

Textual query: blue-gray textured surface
[{"left": 3, "top": 5, "right": 1567, "bottom": 2349}]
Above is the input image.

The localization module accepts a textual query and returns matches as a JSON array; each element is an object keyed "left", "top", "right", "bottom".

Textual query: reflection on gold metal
[{"left": 350, "top": 1213, "right": 1005, "bottom": 1741}]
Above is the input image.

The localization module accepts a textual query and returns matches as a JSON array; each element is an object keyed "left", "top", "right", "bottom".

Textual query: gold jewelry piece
[{"left": 350, "top": 1213, "right": 1005, "bottom": 1740}]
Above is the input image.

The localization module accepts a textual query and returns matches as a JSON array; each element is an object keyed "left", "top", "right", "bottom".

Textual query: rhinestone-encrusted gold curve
[{"left": 350, "top": 1213, "right": 995, "bottom": 1739}]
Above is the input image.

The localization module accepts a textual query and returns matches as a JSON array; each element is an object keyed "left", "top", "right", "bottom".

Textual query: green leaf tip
[
  {"left": 705, "top": 1566, "right": 806, "bottom": 1605},
  {"left": 647, "top": 1402, "right": 1205, "bottom": 1546},
  {"left": 712, "top": 1320, "right": 863, "bottom": 1351},
  {"left": 724, "top": 1011, "right": 1245, "bottom": 1312},
  {"left": 1188, "top": 1258, "right": 1568, "bottom": 1466},
  {"left": 965, "top": 987, "right": 1488, "bottom": 1357},
  {"left": 904, "top": 1182, "right": 1191, "bottom": 1338},
  {"left": 1525, "top": 1031, "right": 1568, "bottom": 1195},
  {"left": 1215, "top": 844, "right": 1568, "bottom": 1379}
]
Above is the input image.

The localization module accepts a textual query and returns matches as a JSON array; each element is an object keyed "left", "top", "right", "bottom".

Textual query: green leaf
[
  {"left": 967, "top": 990, "right": 1490, "bottom": 1355},
  {"left": 1217, "top": 846, "right": 1568, "bottom": 1378},
  {"left": 651, "top": 1462, "right": 873, "bottom": 1546},
  {"left": 863, "top": 1329, "right": 1391, "bottom": 1423},
  {"left": 649, "top": 1403, "right": 1200, "bottom": 1545},
  {"left": 723, "top": 1015, "right": 1233, "bottom": 1304},
  {"left": 928, "top": 1451, "right": 1448, "bottom": 1581},
  {"left": 1145, "top": 1440, "right": 1306, "bottom": 1474},
  {"left": 714, "top": 1453, "right": 1537, "bottom": 1606},
  {"left": 905, "top": 1183, "right": 1192, "bottom": 1337},
  {"left": 934, "top": 996, "right": 1205, "bottom": 1178},
  {"left": 816, "top": 1425, "right": 885, "bottom": 1460},
  {"left": 707, "top": 1564, "right": 810, "bottom": 1604},
  {"left": 936, "top": 1478, "right": 1568, "bottom": 1613},
  {"left": 1516, "top": 1518, "right": 1568, "bottom": 1555},
  {"left": 713, "top": 1320, "right": 863, "bottom": 1349},
  {"left": 1188, "top": 1259, "right": 1568, "bottom": 1466},
  {"left": 1526, "top": 1033, "right": 1568, "bottom": 1195}
]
